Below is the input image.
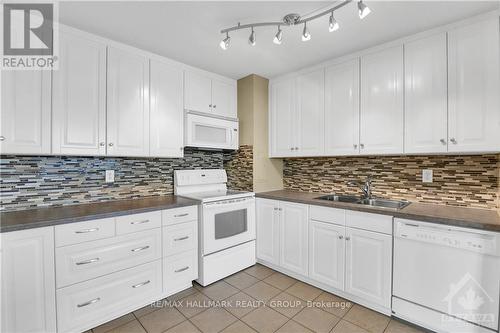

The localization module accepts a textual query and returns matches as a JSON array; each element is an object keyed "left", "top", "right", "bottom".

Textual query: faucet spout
[{"left": 347, "top": 176, "right": 373, "bottom": 199}]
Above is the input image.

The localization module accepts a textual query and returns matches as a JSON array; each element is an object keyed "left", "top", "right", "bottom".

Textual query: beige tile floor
[{"left": 89, "top": 264, "right": 427, "bottom": 333}]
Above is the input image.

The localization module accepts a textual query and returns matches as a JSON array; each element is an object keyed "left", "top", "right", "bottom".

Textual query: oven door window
[{"left": 214, "top": 209, "right": 247, "bottom": 239}]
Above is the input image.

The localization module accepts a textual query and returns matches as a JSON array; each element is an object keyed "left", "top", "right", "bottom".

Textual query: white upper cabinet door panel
[
  {"left": 279, "top": 201, "right": 308, "bottom": 276},
  {"left": 325, "top": 59, "right": 360, "bottom": 156},
  {"left": 448, "top": 18, "right": 500, "bottom": 152},
  {"left": 184, "top": 71, "right": 212, "bottom": 114},
  {"left": 404, "top": 33, "right": 448, "bottom": 154},
  {"left": 150, "top": 60, "right": 184, "bottom": 157},
  {"left": 270, "top": 78, "right": 295, "bottom": 157},
  {"left": 52, "top": 30, "right": 107, "bottom": 156},
  {"left": 107, "top": 47, "right": 150, "bottom": 157},
  {"left": 296, "top": 69, "right": 325, "bottom": 156},
  {"left": 212, "top": 80, "right": 237, "bottom": 118},
  {"left": 1, "top": 70, "right": 51, "bottom": 155},
  {"left": 360, "top": 46, "right": 404, "bottom": 154}
]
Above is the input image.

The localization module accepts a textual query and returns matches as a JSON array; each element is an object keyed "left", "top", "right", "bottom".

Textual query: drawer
[
  {"left": 56, "top": 229, "right": 161, "bottom": 288},
  {"left": 309, "top": 205, "right": 345, "bottom": 226},
  {"left": 163, "top": 250, "right": 198, "bottom": 295},
  {"left": 116, "top": 211, "right": 161, "bottom": 235},
  {"left": 57, "top": 260, "right": 162, "bottom": 333},
  {"left": 55, "top": 218, "right": 115, "bottom": 247},
  {"left": 163, "top": 221, "right": 197, "bottom": 257},
  {"left": 163, "top": 206, "right": 198, "bottom": 226},
  {"left": 345, "top": 210, "right": 393, "bottom": 235}
]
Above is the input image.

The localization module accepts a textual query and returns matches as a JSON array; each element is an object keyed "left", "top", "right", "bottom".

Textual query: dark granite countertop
[
  {"left": 0, "top": 195, "right": 199, "bottom": 233},
  {"left": 256, "top": 190, "right": 500, "bottom": 232}
]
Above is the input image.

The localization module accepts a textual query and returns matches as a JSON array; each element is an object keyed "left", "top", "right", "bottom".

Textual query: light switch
[
  {"left": 105, "top": 170, "right": 115, "bottom": 183},
  {"left": 422, "top": 169, "right": 433, "bottom": 183}
]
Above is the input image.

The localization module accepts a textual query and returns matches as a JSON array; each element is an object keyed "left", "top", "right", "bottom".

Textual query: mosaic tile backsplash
[
  {"left": 224, "top": 145, "right": 253, "bottom": 192},
  {"left": 0, "top": 148, "right": 236, "bottom": 212},
  {"left": 283, "top": 154, "right": 500, "bottom": 210}
]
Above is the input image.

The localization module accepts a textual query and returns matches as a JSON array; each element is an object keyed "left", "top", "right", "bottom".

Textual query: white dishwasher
[{"left": 393, "top": 219, "right": 500, "bottom": 333}]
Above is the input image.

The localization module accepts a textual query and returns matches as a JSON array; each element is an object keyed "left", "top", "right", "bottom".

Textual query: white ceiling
[{"left": 59, "top": 1, "right": 499, "bottom": 80}]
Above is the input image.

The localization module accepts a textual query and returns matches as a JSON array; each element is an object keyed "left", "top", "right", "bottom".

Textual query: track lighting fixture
[
  {"left": 358, "top": 0, "right": 371, "bottom": 19},
  {"left": 329, "top": 12, "right": 339, "bottom": 32},
  {"left": 302, "top": 22, "right": 311, "bottom": 41},
  {"left": 219, "top": 32, "right": 230, "bottom": 50},
  {"left": 248, "top": 27, "right": 256, "bottom": 46},
  {"left": 273, "top": 26, "right": 283, "bottom": 45}
]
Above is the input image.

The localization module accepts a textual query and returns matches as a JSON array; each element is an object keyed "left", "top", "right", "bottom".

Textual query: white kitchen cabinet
[
  {"left": 296, "top": 69, "right": 325, "bottom": 156},
  {"left": 0, "top": 70, "right": 51, "bottom": 155},
  {"left": 404, "top": 33, "right": 448, "bottom": 154},
  {"left": 107, "top": 46, "right": 150, "bottom": 157},
  {"left": 279, "top": 201, "right": 308, "bottom": 276},
  {"left": 309, "top": 220, "right": 345, "bottom": 290},
  {"left": 52, "top": 29, "right": 107, "bottom": 156},
  {"left": 1, "top": 227, "right": 56, "bottom": 333},
  {"left": 360, "top": 46, "right": 404, "bottom": 154},
  {"left": 325, "top": 59, "right": 360, "bottom": 155},
  {"left": 256, "top": 199, "right": 280, "bottom": 265},
  {"left": 448, "top": 18, "right": 500, "bottom": 152},
  {"left": 345, "top": 227, "right": 392, "bottom": 309},
  {"left": 212, "top": 79, "right": 237, "bottom": 118},
  {"left": 150, "top": 59, "right": 184, "bottom": 157},
  {"left": 184, "top": 71, "right": 212, "bottom": 114},
  {"left": 270, "top": 78, "right": 296, "bottom": 157}
]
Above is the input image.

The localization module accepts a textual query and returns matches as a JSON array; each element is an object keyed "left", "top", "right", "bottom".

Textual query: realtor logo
[{"left": 1, "top": 2, "right": 58, "bottom": 69}]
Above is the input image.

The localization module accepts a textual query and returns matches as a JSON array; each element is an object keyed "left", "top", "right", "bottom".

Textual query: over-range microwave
[{"left": 185, "top": 112, "right": 239, "bottom": 150}]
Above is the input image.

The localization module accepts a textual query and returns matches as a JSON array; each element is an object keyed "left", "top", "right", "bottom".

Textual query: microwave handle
[{"left": 229, "top": 127, "right": 234, "bottom": 146}]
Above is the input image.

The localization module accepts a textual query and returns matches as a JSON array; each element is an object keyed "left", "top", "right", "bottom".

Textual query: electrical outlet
[
  {"left": 422, "top": 169, "right": 433, "bottom": 183},
  {"left": 105, "top": 170, "right": 115, "bottom": 183}
]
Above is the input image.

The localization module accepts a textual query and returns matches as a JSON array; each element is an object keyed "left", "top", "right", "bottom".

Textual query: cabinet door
[
  {"left": 52, "top": 30, "right": 107, "bottom": 156},
  {"left": 360, "top": 46, "right": 404, "bottom": 154},
  {"left": 279, "top": 202, "right": 308, "bottom": 276},
  {"left": 184, "top": 71, "right": 212, "bottom": 114},
  {"left": 212, "top": 80, "right": 237, "bottom": 118},
  {"left": 325, "top": 59, "right": 360, "bottom": 155},
  {"left": 404, "top": 33, "right": 448, "bottom": 153},
  {"left": 345, "top": 227, "right": 392, "bottom": 308},
  {"left": 1, "top": 227, "right": 56, "bottom": 333},
  {"left": 256, "top": 199, "right": 280, "bottom": 265},
  {"left": 1, "top": 70, "right": 51, "bottom": 155},
  {"left": 296, "top": 69, "right": 325, "bottom": 156},
  {"left": 150, "top": 60, "right": 184, "bottom": 157},
  {"left": 448, "top": 18, "right": 500, "bottom": 152},
  {"left": 107, "top": 47, "right": 150, "bottom": 156},
  {"left": 309, "top": 221, "right": 345, "bottom": 290},
  {"left": 270, "top": 79, "right": 295, "bottom": 157}
]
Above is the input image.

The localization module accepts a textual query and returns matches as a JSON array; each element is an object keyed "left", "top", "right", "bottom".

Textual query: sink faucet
[{"left": 347, "top": 176, "right": 373, "bottom": 199}]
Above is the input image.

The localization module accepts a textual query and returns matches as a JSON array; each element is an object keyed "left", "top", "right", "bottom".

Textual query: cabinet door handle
[
  {"left": 131, "top": 245, "right": 150, "bottom": 252},
  {"left": 108, "top": 143, "right": 114, "bottom": 147},
  {"left": 76, "top": 258, "right": 100, "bottom": 265},
  {"left": 213, "top": 105, "right": 217, "bottom": 108},
  {"left": 353, "top": 144, "right": 358, "bottom": 149},
  {"left": 450, "top": 138, "right": 457, "bottom": 144},
  {"left": 131, "top": 219, "right": 149, "bottom": 225},
  {"left": 99, "top": 142, "right": 105, "bottom": 146},
  {"left": 77, "top": 297, "right": 101, "bottom": 308},
  {"left": 338, "top": 235, "right": 344, "bottom": 240},
  {"left": 75, "top": 228, "right": 99, "bottom": 234},
  {"left": 0, "top": 136, "right": 6, "bottom": 141},
  {"left": 132, "top": 280, "right": 151, "bottom": 289},
  {"left": 174, "top": 213, "right": 189, "bottom": 218},
  {"left": 175, "top": 266, "right": 189, "bottom": 273},
  {"left": 345, "top": 236, "right": 351, "bottom": 241},
  {"left": 440, "top": 138, "right": 446, "bottom": 145},
  {"left": 360, "top": 144, "right": 365, "bottom": 149},
  {"left": 174, "top": 236, "right": 189, "bottom": 241}
]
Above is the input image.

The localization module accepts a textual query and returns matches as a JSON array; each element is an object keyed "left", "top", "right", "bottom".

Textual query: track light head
[
  {"left": 273, "top": 26, "right": 283, "bottom": 45},
  {"left": 358, "top": 1, "right": 371, "bottom": 19},
  {"left": 302, "top": 22, "right": 311, "bottom": 42},
  {"left": 219, "top": 32, "right": 230, "bottom": 50},
  {"left": 329, "top": 12, "right": 339, "bottom": 32},
  {"left": 248, "top": 27, "right": 256, "bottom": 46}
]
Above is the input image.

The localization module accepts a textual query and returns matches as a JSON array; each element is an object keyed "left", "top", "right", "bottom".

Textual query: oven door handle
[{"left": 203, "top": 197, "right": 254, "bottom": 207}]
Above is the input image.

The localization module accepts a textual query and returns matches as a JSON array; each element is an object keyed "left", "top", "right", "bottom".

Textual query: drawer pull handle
[
  {"left": 175, "top": 266, "right": 189, "bottom": 273},
  {"left": 132, "top": 280, "right": 151, "bottom": 288},
  {"left": 131, "top": 245, "right": 150, "bottom": 252},
  {"left": 174, "top": 213, "right": 189, "bottom": 218},
  {"left": 76, "top": 258, "right": 100, "bottom": 265},
  {"left": 75, "top": 228, "right": 99, "bottom": 234},
  {"left": 77, "top": 297, "right": 100, "bottom": 308},
  {"left": 174, "top": 236, "right": 189, "bottom": 241},
  {"left": 131, "top": 220, "right": 149, "bottom": 225}
]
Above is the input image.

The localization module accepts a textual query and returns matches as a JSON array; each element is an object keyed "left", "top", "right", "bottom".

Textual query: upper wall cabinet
[
  {"left": 447, "top": 18, "right": 500, "bottom": 152},
  {"left": 1, "top": 70, "right": 51, "bottom": 155},
  {"left": 150, "top": 59, "right": 184, "bottom": 157},
  {"left": 107, "top": 46, "right": 150, "bottom": 157},
  {"left": 325, "top": 59, "right": 360, "bottom": 156},
  {"left": 270, "top": 78, "right": 296, "bottom": 157},
  {"left": 52, "top": 29, "right": 107, "bottom": 156},
  {"left": 360, "top": 45, "right": 404, "bottom": 155},
  {"left": 404, "top": 33, "right": 448, "bottom": 154},
  {"left": 184, "top": 70, "right": 237, "bottom": 119}
]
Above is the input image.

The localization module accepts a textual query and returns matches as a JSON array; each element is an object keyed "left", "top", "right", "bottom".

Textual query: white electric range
[{"left": 174, "top": 169, "right": 256, "bottom": 286}]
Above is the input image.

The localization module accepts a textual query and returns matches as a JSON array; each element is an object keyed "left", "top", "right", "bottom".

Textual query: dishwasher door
[{"left": 393, "top": 219, "right": 500, "bottom": 331}]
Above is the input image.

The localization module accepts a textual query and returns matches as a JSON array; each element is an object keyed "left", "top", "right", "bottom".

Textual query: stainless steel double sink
[{"left": 315, "top": 194, "right": 411, "bottom": 210}]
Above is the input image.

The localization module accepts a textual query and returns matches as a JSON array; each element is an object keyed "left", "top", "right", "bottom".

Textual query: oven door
[
  {"left": 185, "top": 113, "right": 238, "bottom": 150},
  {"left": 202, "top": 197, "right": 255, "bottom": 255}
]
